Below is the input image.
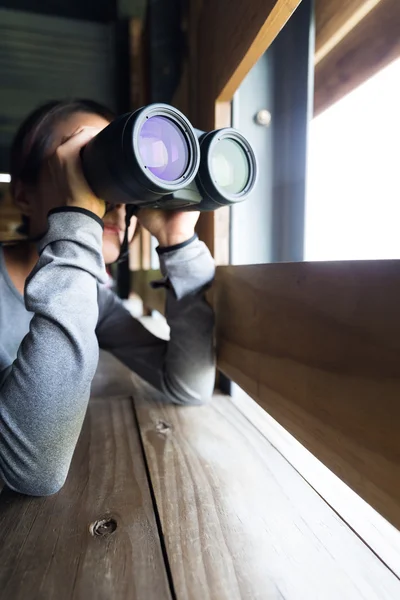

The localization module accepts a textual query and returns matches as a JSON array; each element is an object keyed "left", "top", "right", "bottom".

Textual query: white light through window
[
  {"left": 0, "top": 174, "right": 11, "bottom": 183},
  {"left": 306, "top": 58, "right": 400, "bottom": 261}
]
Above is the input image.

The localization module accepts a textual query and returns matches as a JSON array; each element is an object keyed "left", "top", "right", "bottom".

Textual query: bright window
[{"left": 306, "top": 58, "right": 400, "bottom": 261}]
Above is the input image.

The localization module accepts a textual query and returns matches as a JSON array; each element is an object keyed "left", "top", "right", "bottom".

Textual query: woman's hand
[
  {"left": 39, "top": 127, "right": 106, "bottom": 220},
  {"left": 137, "top": 208, "right": 200, "bottom": 248}
]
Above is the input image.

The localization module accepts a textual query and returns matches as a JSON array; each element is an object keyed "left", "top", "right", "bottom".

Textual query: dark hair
[{"left": 10, "top": 99, "right": 115, "bottom": 232}]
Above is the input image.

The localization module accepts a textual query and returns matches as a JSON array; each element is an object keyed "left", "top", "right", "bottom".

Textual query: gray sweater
[{"left": 0, "top": 209, "right": 215, "bottom": 496}]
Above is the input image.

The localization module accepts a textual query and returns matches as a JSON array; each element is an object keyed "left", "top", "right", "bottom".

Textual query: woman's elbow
[
  {"left": 170, "top": 393, "right": 209, "bottom": 407},
  {"left": 4, "top": 465, "right": 68, "bottom": 497},
  {"left": 165, "top": 375, "right": 215, "bottom": 406}
]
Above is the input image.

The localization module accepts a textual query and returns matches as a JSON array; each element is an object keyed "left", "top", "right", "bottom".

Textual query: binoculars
[{"left": 81, "top": 103, "right": 257, "bottom": 212}]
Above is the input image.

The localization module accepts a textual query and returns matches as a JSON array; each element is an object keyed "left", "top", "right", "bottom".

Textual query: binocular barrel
[{"left": 81, "top": 103, "right": 257, "bottom": 211}]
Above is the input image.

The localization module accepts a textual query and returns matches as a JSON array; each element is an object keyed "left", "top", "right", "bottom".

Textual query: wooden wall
[{"left": 212, "top": 261, "right": 400, "bottom": 530}]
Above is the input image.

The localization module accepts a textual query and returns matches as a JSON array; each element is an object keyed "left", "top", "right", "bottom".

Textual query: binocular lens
[
  {"left": 138, "top": 116, "right": 189, "bottom": 182},
  {"left": 81, "top": 103, "right": 256, "bottom": 210},
  {"left": 211, "top": 138, "right": 250, "bottom": 195}
]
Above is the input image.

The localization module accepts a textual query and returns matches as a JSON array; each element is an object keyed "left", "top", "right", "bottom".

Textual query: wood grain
[
  {"left": 195, "top": 0, "right": 301, "bottom": 129},
  {"left": 212, "top": 261, "right": 400, "bottom": 530},
  {"left": 231, "top": 387, "right": 400, "bottom": 579},
  {"left": 132, "top": 382, "right": 400, "bottom": 599},
  {"left": 315, "top": 0, "right": 382, "bottom": 64},
  {"left": 314, "top": 0, "right": 400, "bottom": 114},
  {"left": 0, "top": 397, "right": 171, "bottom": 600}
]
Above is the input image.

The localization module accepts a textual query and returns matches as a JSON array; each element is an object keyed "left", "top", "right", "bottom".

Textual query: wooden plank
[
  {"left": 314, "top": 0, "right": 400, "bottom": 115},
  {"left": 315, "top": 0, "right": 382, "bottom": 64},
  {"left": 132, "top": 382, "right": 400, "bottom": 599},
  {"left": 0, "top": 397, "right": 172, "bottom": 600},
  {"left": 231, "top": 387, "right": 400, "bottom": 579},
  {"left": 211, "top": 261, "right": 400, "bottom": 530},
  {"left": 130, "top": 269, "right": 165, "bottom": 315}
]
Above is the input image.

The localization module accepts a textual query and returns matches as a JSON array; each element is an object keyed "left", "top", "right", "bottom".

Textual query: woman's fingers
[{"left": 48, "top": 127, "right": 106, "bottom": 219}]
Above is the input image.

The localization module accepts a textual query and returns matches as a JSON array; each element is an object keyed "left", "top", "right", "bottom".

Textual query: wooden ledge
[{"left": 1, "top": 357, "right": 398, "bottom": 598}]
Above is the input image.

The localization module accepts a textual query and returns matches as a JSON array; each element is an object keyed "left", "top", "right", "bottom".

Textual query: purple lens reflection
[{"left": 138, "top": 116, "right": 188, "bottom": 181}]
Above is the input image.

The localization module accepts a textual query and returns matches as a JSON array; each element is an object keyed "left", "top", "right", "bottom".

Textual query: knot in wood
[
  {"left": 155, "top": 420, "right": 172, "bottom": 435},
  {"left": 90, "top": 517, "right": 117, "bottom": 537}
]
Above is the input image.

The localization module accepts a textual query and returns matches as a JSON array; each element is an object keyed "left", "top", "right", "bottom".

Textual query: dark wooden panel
[
  {"left": 211, "top": 261, "right": 400, "bottom": 530},
  {"left": 0, "top": 397, "right": 172, "bottom": 600},
  {"left": 132, "top": 382, "right": 400, "bottom": 599},
  {"left": 314, "top": 0, "right": 400, "bottom": 114}
]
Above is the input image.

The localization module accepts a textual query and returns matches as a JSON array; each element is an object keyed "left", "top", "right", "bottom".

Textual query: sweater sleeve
[
  {"left": 96, "top": 237, "right": 216, "bottom": 405},
  {"left": 0, "top": 209, "right": 107, "bottom": 496}
]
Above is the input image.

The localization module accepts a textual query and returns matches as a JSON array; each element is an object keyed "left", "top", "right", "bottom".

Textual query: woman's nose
[{"left": 106, "top": 204, "right": 124, "bottom": 217}]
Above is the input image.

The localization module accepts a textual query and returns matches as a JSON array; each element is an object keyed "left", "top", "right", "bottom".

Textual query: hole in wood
[
  {"left": 90, "top": 518, "right": 117, "bottom": 537},
  {"left": 156, "top": 420, "right": 171, "bottom": 434}
]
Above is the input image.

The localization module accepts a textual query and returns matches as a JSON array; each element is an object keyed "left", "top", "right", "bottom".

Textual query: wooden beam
[
  {"left": 315, "top": 0, "right": 382, "bottom": 65},
  {"left": 212, "top": 260, "right": 400, "bottom": 530},
  {"left": 196, "top": 0, "right": 302, "bottom": 129},
  {"left": 185, "top": 0, "right": 301, "bottom": 259},
  {"left": 314, "top": 0, "right": 400, "bottom": 115}
]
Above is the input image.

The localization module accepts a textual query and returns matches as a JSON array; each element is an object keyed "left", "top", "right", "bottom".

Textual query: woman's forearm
[
  {"left": 96, "top": 237, "right": 216, "bottom": 405},
  {"left": 158, "top": 238, "right": 216, "bottom": 404},
  {"left": 0, "top": 210, "right": 106, "bottom": 496}
]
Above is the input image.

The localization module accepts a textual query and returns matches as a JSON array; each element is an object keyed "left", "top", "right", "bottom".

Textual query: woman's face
[{"left": 17, "top": 111, "right": 137, "bottom": 265}]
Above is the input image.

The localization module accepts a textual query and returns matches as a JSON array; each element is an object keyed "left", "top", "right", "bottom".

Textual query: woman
[{"left": 0, "top": 100, "right": 215, "bottom": 497}]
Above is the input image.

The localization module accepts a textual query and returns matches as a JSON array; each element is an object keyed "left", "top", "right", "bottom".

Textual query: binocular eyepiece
[{"left": 81, "top": 103, "right": 257, "bottom": 211}]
